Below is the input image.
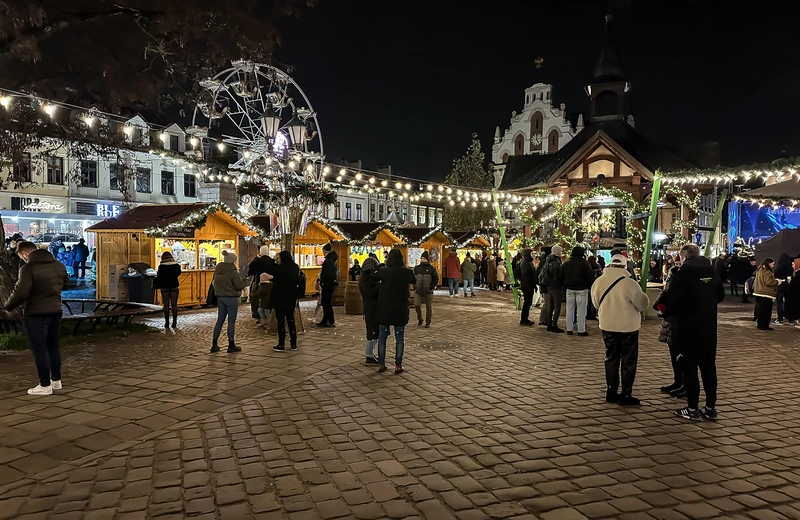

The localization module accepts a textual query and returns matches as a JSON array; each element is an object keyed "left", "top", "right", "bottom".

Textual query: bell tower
[{"left": 586, "top": 15, "right": 630, "bottom": 122}]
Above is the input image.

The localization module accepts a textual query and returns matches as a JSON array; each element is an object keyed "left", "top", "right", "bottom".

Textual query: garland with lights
[
  {"left": 237, "top": 180, "right": 337, "bottom": 205},
  {"left": 732, "top": 194, "right": 800, "bottom": 211},
  {"left": 143, "top": 202, "right": 267, "bottom": 238},
  {"left": 659, "top": 157, "right": 800, "bottom": 185}
]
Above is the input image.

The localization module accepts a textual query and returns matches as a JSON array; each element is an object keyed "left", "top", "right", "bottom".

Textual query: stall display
[
  {"left": 394, "top": 226, "right": 454, "bottom": 283},
  {"left": 87, "top": 203, "right": 259, "bottom": 306}
]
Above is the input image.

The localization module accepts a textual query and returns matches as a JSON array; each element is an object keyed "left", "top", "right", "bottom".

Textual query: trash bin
[{"left": 123, "top": 262, "right": 157, "bottom": 304}]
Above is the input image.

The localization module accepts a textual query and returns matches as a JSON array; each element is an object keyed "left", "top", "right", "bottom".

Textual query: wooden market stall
[
  {"left": 394, "top": 226, "right": 454, "bottom": 284},
  {"left": 334, "top": 222, "right": 405, "bottom": 269},
  {"left": 86, "top": 203, "right": 259, "bottom": 306},
  {"left": 449, "top": 231, "right": 492, "bottom": 283},
  {"left": 292, "top": 219, "right": 346, "bottom": 295}
]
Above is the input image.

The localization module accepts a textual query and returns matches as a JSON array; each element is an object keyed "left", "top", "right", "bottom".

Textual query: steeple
[{"left": 586, "top": 14, "right": 630, "bottom": 122}]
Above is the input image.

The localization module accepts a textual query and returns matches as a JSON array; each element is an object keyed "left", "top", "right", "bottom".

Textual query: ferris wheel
[{"left": 190, "top": 60, "right": 324, "bottom": 175}]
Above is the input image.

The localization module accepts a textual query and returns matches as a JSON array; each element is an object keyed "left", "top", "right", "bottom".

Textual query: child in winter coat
[
  {"left": 497, "top": 261, "right": 507, "bottom": 291},
  {"left": 251, "top": 272, "right": 273, "bottom": 326}
]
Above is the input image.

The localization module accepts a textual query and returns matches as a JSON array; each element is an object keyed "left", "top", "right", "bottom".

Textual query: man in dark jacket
[
  {"left": 656, "top": 244, "right": 725, "bottom": 421},
  {"left": 247, "top": 246, "right": 275, "bottom": 319},
  {"left": 413, "top": 251, "right": 438, "bottom": 328},
  {"left": 519, "top": 248, "right": 535, "bottom": 326},
  {"left": 372, "top": 249, "right": 416, "bottom": 374},
  {"left": 540, "top": 245, "right": 565, "bottom": 332},
  {"left": 72, "top": 238, "right": 90, "bottom": 279},
  {"left": 318, "top": 243, "right": 338, "bottom": 327},
  {"left": 561, "top": 246, "right": 595, "bottom": 336},
  {"left": 2, "top": 241, "right": 70, "bottom": 396}
]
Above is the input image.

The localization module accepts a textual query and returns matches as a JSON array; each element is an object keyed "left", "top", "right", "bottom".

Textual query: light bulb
[
  {"left": 190, "top": 137, "right": 199, "bottom": 146},
  {"left": 438, "top": 185, "right": 444, "bottom": 192},
  {"left": 349, "top": 180, "right": 356, "bottom": 186},
  {"left": 265, "top": 157, "right": 272, "bottom": 165},
  {"left": 306, "top": 164, "right": 313, "bottom": 172},
  {"left": 123, "top": 126, "right": 133, "bottom": 136},
  {"left": 244, "top": 150, "right": 251, "bottom": 158},
  {"left": 43, "top": 104, "right": 56, "bottom": 117},
  {"left": 356, "top": 173, "right": 362, "bottom": 180},
  {"left": 395, "top": 182, "right": 402, "bottom": 189},
  {"left": 217, "top": 142, "right": 226, "bottom": 151},
  {"left": 336, "top": 175, "right": 343, "bottom": 182},
  {"left": 339, "top": 168, "right": 346, "bottom": 175},
  {"left": 83, "top": 116, "right": 96, "bottom": 127},
  {"left": 323, "top": 166, "right": 331, "bottom": 174},
  {"left": 449, "top": 200, "right": 455, "bottom": 206},
  {"left": 369, "top": 177, "right": 376, "bottom": 184},
  {"left": 0, "top": 96, "right": 10, "bottom": 109},
  {"left": 381, "top": 180, "right": 388, "bottom": 187},
  {"left": 405, "top": 183, "right": 411, "bottom": 190},
  {"left": 160, "top": 133, "right": 167, "bottom": 142}
]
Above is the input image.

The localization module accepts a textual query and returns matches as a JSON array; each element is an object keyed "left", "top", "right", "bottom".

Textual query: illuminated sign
[
  {"left": 22, "top": 201, "right": 64, "bottom": 212},
  {"left": 97, "top": 204, "right": 122, "bottom": 218}
]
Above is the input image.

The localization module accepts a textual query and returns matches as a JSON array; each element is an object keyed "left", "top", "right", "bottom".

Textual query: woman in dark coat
[
  {"left": 785, "top": 255, "right": 800, "bottom": 325},
  {"left": 359, "top": 257, "right": 381, "bottom": 364},
  {"left": 371, "top": 248, "right": 415, "bottom": 374},
  {"left": 266, "top": 251, "right": 300, "bottom": 352},
  {"left": 774, "top": 252, "right": 793, "bottom": 324},
  {"left": 349, "top": 259, "right": 362, "bottom": 282},
  {"left": 154, "top": 251, "right": 182, "bottom": 329},
  {"left": 655, "top": 256, "right": 684, "bottom": 397}
]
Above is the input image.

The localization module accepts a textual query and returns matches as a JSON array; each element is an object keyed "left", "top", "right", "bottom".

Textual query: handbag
[{"left": 206, "top": 277, "right": 218, "bottom": 306}]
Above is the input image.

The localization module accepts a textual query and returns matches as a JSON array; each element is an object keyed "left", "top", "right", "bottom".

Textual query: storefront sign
[
  {"left": 167, "top": 227, "right": 195, "bottom": 238},
  {"left": 23, "top": 201, "right": 64, "bottom": 211},
  {"left": 96, "top": 204, "right": 122, "bottom": 218}
]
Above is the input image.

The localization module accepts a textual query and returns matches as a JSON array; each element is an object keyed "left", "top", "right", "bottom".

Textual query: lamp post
[{"left": 284, "top": 112, "right": 306, "bottom": 151}]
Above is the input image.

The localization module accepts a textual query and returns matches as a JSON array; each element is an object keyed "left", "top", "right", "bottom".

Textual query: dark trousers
[
  {"left": 756, "top": 297, "right": 773, "bottom": 329},
  {"left": 250, "top": 281, "right": 260, "bottom": 319},
  {"left": 547, "top": 288, "right": 564, "bottom": 327},
  {"left": 72, "top": 259, "right": 86, "bottom": 279},
  {"left": 602, "top": 330, "right": 639, "bottom": 397},
  {"left": 680, "top": 350, "right": 717, "bottom": 409},
  {"left": 161, "top": 288, "right": 179, "bottom": 324},
  {"left": 776, "top": 285, "right": 787, "bottom": 322},
  {"left": 730, "top": 281, "right": 738, "bottom": 296},
  {"left": 668, "top": 341, "right": 682, "bottom": 386},
  {"left": 276, "top": 307, "right": 297, "bottom": 347},
  {"left": 539, "top": 290, "right": 551, "bottom": 325},
  {"left": 520, "top": 287, "right": 534, "bottom": 322},
  {"left": 22, "top": 315, "right": 62, "bottom": 387},
  {"left": 321, "top": 284, "right": 335, "bottom": 325}
]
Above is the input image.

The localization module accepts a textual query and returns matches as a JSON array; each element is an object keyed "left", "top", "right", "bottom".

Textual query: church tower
[{"left": 586, "top": 14, "right": 630, "bottom": 122}]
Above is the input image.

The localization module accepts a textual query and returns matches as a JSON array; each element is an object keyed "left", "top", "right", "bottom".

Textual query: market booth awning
[
  {"left": 393, "top": 226, "right": 454, "bottom": 280},
  {"left": 86, "top": 203, "right": 260, "bottom": 306},
  {"left": 449, "top": 231, "right": 491, "bottom": 250},
  {"left": 332, "top": 222, "right": 405, "bottom": 267}
]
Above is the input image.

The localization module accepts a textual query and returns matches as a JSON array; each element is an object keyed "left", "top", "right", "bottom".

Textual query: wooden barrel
[
  {"left": 345, "top": 281, "right": 363, "bottom": 315},
  {"left": 408, "top": 284, "right": 415, "bottom": 308},
  {"left": 332, "top": 276, "right": 346, "bottom": 306}
]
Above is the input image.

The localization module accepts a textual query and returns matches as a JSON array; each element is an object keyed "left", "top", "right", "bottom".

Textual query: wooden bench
[{"left": 0, "top": 299, "right": 162, "bottom": 336}]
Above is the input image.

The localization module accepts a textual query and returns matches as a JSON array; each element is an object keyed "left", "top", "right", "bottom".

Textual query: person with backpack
[
  {"left": 540, "top": 245, "right": 565, "bottom": 333},
  {"left": 372, "top": 249, "right": 416, "bottom": 374},
  {"left": 268, "top": 251, "right": 302, "bottom": 352},
  {"left": 414, "top": 251, "right": 439, "bottom": 327},
  {"left": 591, "top": 254, "right": 650, "bottom": 406}
]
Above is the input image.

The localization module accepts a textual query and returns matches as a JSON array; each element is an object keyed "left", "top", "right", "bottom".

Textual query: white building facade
[{"left": 491, "top": 83, "right": 579, "bottom": 165}]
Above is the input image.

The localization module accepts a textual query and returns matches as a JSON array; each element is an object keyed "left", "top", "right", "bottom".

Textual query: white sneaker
[
  {"left": 27, "top": 384, "right": 53, "bottom": 396},
  {"left": 51, "top": 380, "right": 62, "bottom": 390}
]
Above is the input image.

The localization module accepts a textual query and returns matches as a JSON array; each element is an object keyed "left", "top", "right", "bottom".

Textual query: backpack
[
  {"left": 297, "top": 270, "right": 307, "bottom": 299},
  {"left": 539, "top": 261, "right": 552, "bottom": 286}
]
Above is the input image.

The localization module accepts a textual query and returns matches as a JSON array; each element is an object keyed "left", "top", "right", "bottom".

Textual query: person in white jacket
[{"left": 591, "top": 254, "right": 650, "bottom": 406}]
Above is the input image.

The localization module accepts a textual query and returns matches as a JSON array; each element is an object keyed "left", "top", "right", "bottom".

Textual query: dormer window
[{"left": 170, "top": 135, "right": 179, "bottom": 151}]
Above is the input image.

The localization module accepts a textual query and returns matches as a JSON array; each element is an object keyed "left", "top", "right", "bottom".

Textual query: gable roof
[
  {"left": 333, "top": 222, "right": 403, "bottom": 243},
  {"left": 498, "top": 119, "right": 697, "bottom": 191},
  {"left": 86, "top": 203, "right": 257, "bottom": 236},
  {"left": 743, "top": 179, "right": 800, "bottom": 199}
]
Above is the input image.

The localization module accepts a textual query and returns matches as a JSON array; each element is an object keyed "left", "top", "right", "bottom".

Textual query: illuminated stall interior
[
  {"left": 87, "top": 203, "right": 258, "bottom": 306},
  {"left": 394, "top": 226, "right": 453, "bottom": 282},
  {"left": 334, "top": 222, "right": 405, "bottom": 268}
]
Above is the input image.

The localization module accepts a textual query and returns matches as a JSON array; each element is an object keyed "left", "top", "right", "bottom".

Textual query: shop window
[
  {"left": 378, "top": 203, "right": 385, "bottom": 220},
  {"left": 345, "top": 202, "right": 352, "bottom": 220},
  {"left": 109, "top": 164, "right": 123, "bottom": 191},
  {"left": 136, "top": 168, "right": 151, "bottom": 193},
  {"left": 46, "top": 156, "right": 64, "bottom": 185},
  {"left": 335, "top": 203, "right": 341, "bottom": 219},
  {"left": 356, "top": 203, "right": 362, "bottom": 221},
  {"left": 13, "top": 153, "right": 31, "bottom": 183},
  {"left": 184, "top": 174, "right": 196, "bottom": 198},
  {"left": 161, "top": 170, "right": 174, "bottom": 195},
  {"left": 158, "top": 239, "right": 197, "bottom": 269},
  {"left": 79, "top": 160, "right": 97, "bottom": 188},
  {"left": 370, "top": 202, "right": 376, "bottom": 221}
]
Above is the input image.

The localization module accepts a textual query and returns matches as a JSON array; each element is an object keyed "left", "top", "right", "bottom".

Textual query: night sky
[{"left": 278, "top": 0, "right": 800, "bottom": 181}]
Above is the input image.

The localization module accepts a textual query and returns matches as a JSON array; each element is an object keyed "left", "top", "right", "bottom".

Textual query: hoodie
[
  {"left": 320, "top": 249, "right": 339, "bottom": 286},
  {"left": 561, "top": 246, "right": 595, "bottom": 291}
]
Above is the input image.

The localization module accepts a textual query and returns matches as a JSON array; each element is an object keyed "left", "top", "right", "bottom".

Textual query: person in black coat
[
  {"left": 655, "top": 244, "right": 725, "bottom": 420},
  {"left": 518, "top": 248, "right": 535, "bottom": 326},
  {"left": 480, "top": 254, "right": 489, "bottom": 287},
  {"left": 785, "top": 255, "right": 800, "bottom": 325},
  {"left": 349, "top": 259, "right": 362, "bottom": 282},
  {"left": 155, "top": 251, "right": 182, "bottom": 329},
  {"left": 359, "top": 257, "right": 381, "bottom": 364},
  {"left": 561, "top": 246, "right": 595, "bottom": 335},
  {"left": 266, "top": 251, "right": 300, "bottom": 351},
  {"left": 318, "top": 243, "right": 338, "bottom": 327},
  {"left": 774, "top": 252, "right": 793, "bottom": 324},
  {"left": 248, "top": 246, "right": 275, "bottom": 319},
  {"left": 371, "top": 248, "right": 415, "bottom": 374},
  {"left": 72, "top": 238, "right": 90, "bottom": 279},
  {"left": 654, "top": 256, "right": 684, "bottom": 398}
]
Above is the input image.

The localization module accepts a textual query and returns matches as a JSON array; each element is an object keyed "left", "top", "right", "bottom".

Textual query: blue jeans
[
  {"left": 364, "top": 339, "right": 377, "bottom": 359},
  {"left": 213, "top": 296, "right": 240, "bottom": 344},
  {"left": 22, "top": 314, "right": 62, "bottom": 387},
  {"left": 378, "top": 325, "right": 405, "bottom": 366},
  {"left": 776, "top": 284, "right": 787, "bottom": 322},
  {"left": 566, "top": 289, "right": 588, "bottom": 333},
  {"left": 257, "top": 307, "right": 270, "bottom": 322},
  {"left": 463, "top": 278, "right": 475, "bottom": 295},
  {"left": 448, "top": 278, "right": 458, "bottom": 295}
]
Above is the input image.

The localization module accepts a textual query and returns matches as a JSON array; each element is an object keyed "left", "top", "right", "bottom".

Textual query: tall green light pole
[
  {"left": 640, "top": 175, "right": 662, "bottom": 293},
  {"left": 492, "top": 188, "right": 520, "bottom": 309},
  {"left": 703, "top": 189, "right": 728, "bottom": 257}
]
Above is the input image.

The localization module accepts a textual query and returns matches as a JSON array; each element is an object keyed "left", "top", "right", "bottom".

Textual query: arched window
[
  {"left": 539, "top": 92, "right": 544, "bottom": 100},
  {"left": 514, "top": 134, "right": 525, "bottom": 155},
  {"left": 501, "top": 152, "right": 509, "bottom": 163},
  {"left": 546, "top": 91, "right": 550, "bottom": 100},
  {"left": 547, "top": 129, "right": 559, "bottom": 153}
]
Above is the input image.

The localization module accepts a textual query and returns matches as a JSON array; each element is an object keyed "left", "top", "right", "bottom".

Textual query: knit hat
[
  {"left": 222, "top": 250, "right": 238, "bottom": 263},
  {"left": 362, "top": 257, "right": 379, "bottom": 272},
  {"left": 421, "top": 251, "right": 429, "bottom": 260},
  {"left": 322, "top": 243, "right": 332, "bottom": 253},
  {"left": 259, "top": 245, "right": 270, "bottom": 256},
  {"left": 551, "top": 245, "right": 563, "bottom": 256},
  {"left": 609, "top": 254, "right": 627, "bottom": 267}
]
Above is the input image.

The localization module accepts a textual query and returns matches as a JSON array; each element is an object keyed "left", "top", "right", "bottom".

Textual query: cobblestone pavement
[{"left": 1, "top": 289, "right": 799, "bottom": 520}]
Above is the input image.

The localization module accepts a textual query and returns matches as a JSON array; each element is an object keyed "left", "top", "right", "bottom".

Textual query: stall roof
[
  {"left": 85, "top": 203, "right": 258, "bottom": 236},
  {"left": 394, "top": 226, "right": 454, "bottom": 247},
  {"left": 449, "top": 231, "right": 491, "bottom": 248},
  {"left": 333, "top": 222, "right": 403, "bottom": 243},
  {"left": 743, "top": 180, "right": 800, "bottom": 199}
]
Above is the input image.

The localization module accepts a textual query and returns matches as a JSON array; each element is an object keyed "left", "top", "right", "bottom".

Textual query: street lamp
[
  {"left": 260, "top": 103, "right": 281, "bottom": 140},
  {"left": 283, "top": 112, "right": 306, "bottom": 149}
]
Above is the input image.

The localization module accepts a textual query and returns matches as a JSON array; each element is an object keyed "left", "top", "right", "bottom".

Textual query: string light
[
  {"left": 0, "top": 96, "right": 10, "bottom": 109},
  {"left": 217, "top": 142, "right": 226, "bottom": 151}
]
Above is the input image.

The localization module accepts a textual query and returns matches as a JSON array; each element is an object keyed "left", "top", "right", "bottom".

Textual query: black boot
[
  {"left": 210, "top": 341, "right": 220, "bottom": 353},
  {"left": 165, "top": 320, "right": 170, "bottom": 329},
  {"left": 227, "top": 342, "right": 241, "bottom": 353}
]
